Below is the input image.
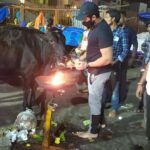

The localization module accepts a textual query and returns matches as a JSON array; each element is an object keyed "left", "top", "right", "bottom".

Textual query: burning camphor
[{"left": 51, "top": 71, "right": 65, "bottom": 86}]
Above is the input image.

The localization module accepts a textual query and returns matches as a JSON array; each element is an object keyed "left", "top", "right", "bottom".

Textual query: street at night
[{"left": 0, "top": 68, "right": 149, "bottom": 150}]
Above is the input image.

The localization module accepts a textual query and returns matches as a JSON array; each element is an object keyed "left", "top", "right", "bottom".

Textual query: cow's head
[{"left": 39, "top": 30, "right": 66, "bottom": 72}]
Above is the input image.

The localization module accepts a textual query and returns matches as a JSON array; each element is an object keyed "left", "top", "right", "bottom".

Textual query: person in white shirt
[
  {"left": 74, "top": 25, "right": 90, "bottom": 92},
  {"left": 80, "top": 26, "right": 90, "bottom": 51},
  {"left": 136, "top": 61, "right": 150, "bottom": 140},
  {"left": 75, "top": 25, "right": 90, "bottom": 61}
]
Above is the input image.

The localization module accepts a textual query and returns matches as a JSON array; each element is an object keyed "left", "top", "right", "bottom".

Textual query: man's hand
[
  {"left": 128, "top": 57, "right": 134, "bottom": 67},
  {"left": 66, "top": 60, "right": 74, "bottom": 69},
  {"left": 112, "top": 59, "right": 119, "bottom": 65},
  {"left": 75, "top": 61, "right": 87, "bottom": 70},
  {"left": 136, "top": 84, "right": 144, "bottom": 99}
]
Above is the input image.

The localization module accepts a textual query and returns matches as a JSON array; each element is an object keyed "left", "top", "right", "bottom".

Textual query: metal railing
[
  {"left": 9, "top": 5, "right": 83, "bottom": 27},
  {"left": 9, "top": 3, "right": 135, "bottom": 29}
]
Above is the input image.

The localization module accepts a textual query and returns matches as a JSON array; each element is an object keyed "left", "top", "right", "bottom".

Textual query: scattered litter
[
  {"left": 118, "top": 116, "right": 123, "bottom": 120},
  {"left": 54, "top": 124, "right": 66, "bottom": 144},
  {"left": 5, "top": 129, "right": 18, "bottom": 143},
  {"left": 101, "top": 124, "right": 106, "bottom": 129},
  {"left": 17, "top": 130, "right": 28, "bottom": 142},
  {"left": 55, "top": 137, "right": 60, "bottom": 144},
  {"left": 83, "top": 120, "right": 91, "bottom": 126},
  {"left": 4, "top": 109, "right": 37, "bottom": 143},
  {"left": 14, "top": 108, "right": 37, "bottom": 131},
  {"left": 52, "top": 121, "right": 58, "bottom": 127},
  {"left": 30, "top": 128, "right": 36, "bottom": 135},
  {"left": 120, "top": 103, "right": 133, "bottom": 110},
  {"left": 59, "top": 132, "right": 66, "bottom": 142},
  {"left": 5, "top": 129, "right": 28, "bottom": 142},
  {"left": 32, "top": 134, "right": 43, "bottom": 141},
  {"left": 50, "top": 103, "right": 58, "bottom": 111},
  {"left": 26, "top": 143, "right": 31, "bottom": 147}
]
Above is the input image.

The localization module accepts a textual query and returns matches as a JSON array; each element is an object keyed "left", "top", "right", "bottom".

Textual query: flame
[{"left": 51, "top": 71, "right": 65, "bottom": 86}]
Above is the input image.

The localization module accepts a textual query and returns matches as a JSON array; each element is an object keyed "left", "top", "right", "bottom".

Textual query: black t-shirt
[{"left": 87, "top": 19, "right": 113, "bottom": 74}]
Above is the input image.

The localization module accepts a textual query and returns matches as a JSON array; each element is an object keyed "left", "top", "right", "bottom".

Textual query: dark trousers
[
  {"left": 91, "top": 105, "right": 105, "bottom": 134},
  {"left": 146, "top": 93, "right": 150, "bottom": 139},
  {"left": 102, "top": 60, "right": 128, "bottom": 112},
  {"left": 119, "top": 59, "right": 128, "bottom": 103}
]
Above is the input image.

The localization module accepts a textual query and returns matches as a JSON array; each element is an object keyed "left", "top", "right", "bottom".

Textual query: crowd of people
[
  {"left": 70, "top": 1, "right": 150, "bottom": 142},
  {"left": 14, "top": 10, "right": 54, "bottom": 33}
]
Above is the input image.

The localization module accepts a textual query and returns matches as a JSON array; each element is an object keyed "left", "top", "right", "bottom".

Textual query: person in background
[
  {"left": 142, "top": 22, "right": 150, "bottom": 67},
  {"left": 14, "top": 10, "right": 21, "bottom": 25},
  {"left": 138, "top": 22, "right": 150, "bottom": 112},
  {"left": 73, "top": 24, "right": 91, "bottom": 92},
  {"left": 136, "top": 60, "right": 150, "bottom": 141},
  {"left": 119, "top": 11, "right": 138, "bottom": 67},
  {"left": 34, "top": 11, "right": 46, "bottom": 32},
  {"left": 104, "top": 9, "right": 129, "bottom": 118},
  {"left": 119, "top": 11, "right": 138, "bottom": 103},
  {"left": 67, "top": 24, "right": 90, "bottom": 68},
  {"left": 67, "top": 14, "right": 93, "bottom": 93},
  {"left": 46, "top": 18, "right": 54, "bottom": 31},
  {"left": 75, "top": 25, "right": 90, "bottom": 60},
  {"left": 74, "top": 2, "right": 113, "bottom": 139}
]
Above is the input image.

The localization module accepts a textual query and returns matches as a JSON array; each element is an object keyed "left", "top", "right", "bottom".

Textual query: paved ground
[{"left": 0, "top": 67, "right": 150, "bottom": 150}]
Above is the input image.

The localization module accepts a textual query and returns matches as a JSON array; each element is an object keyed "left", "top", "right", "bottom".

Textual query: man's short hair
[{"left": 106, "top": 9, "right": 121, "bottom": 24}]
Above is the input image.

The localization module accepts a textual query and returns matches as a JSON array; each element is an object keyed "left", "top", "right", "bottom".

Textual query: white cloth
[
  {"left": 80, "top": 30, "right": 89, "bottom": 51},
  {"left": 131, "top": 32, "right": 149, "bottom": 52},
  {"left": 146, "top": 62, "right": 150, "bottom": 95}
]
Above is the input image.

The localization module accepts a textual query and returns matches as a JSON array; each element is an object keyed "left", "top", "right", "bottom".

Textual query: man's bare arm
[
  {"left": 138, "top": 62, "right": 149, "bottom": 85},
  {"left": 88, "top": 46, "right": 113, "bottom": 67},
  {"left": 136, "top": 62, "right": 149, "bottom": 99}
]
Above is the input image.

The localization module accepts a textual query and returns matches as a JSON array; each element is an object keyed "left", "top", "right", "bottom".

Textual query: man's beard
[
  {"left": 117, "top": 23, "right": 123, "bottom": 27},
  {"left": 82, "top": 20, "right": 94, "bottom": 29}
]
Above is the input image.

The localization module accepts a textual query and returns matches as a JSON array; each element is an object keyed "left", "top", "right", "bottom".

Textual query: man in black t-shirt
[{"left": 74, "top": 2, "right": 113, "bottom": 139}]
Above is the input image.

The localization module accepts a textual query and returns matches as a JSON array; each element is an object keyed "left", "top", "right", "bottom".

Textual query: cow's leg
[
  {"left": 29, "top": 82, "right": 37, "bottom": 108},
  {"left": 21, "top": 77, "right": 28, "bottom": 110},
  {"left": 23, "top": 77, "right": 34, "bottom": 109},
  {"left": 39, "top": 90, "right": 46, "bottom": 117},
  {"left": 32, "top": 85, "right": 47, "bottom": 117},
  {"left": 23, "top": 88, "right": 29, "bottom": 110},
  {"left": 23, "top": 88, "right": 32, "bottom": 110}
]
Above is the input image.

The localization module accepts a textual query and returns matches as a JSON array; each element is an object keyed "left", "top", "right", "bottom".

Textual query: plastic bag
[
  {"left": 17, "top": 130, "right": 28, "bottom": 142},
  {"left": 14, "top": 109, "right": 37, "bottom": 130},
  {"left": 5, "top": 129, "right": 18, "bottom": 143}
]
